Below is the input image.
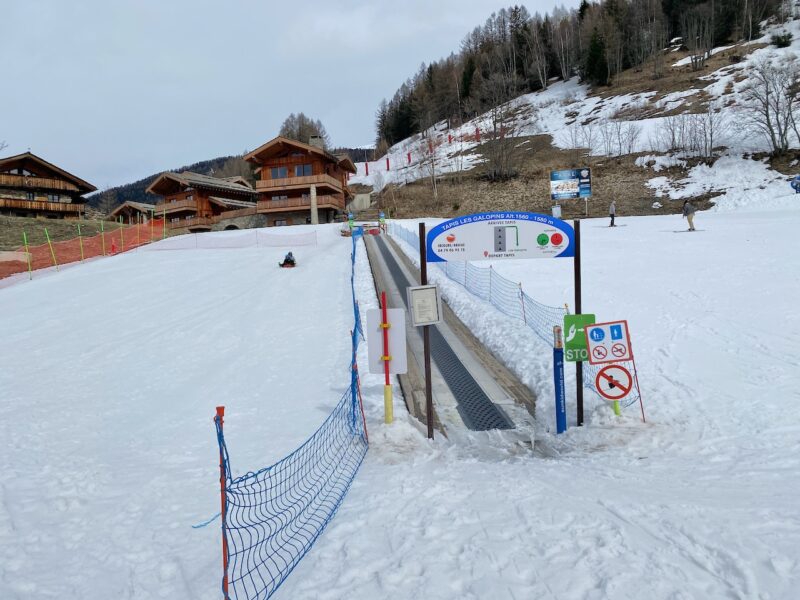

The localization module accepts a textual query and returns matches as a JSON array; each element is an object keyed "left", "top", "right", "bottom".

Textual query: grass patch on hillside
[{"left": 0, "top": 216, "right": 121, "bottom": 251}]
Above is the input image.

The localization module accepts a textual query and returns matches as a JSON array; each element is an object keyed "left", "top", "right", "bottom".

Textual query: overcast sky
[{"left": 1, "top": 1, "right": 581, "bottom": 189}]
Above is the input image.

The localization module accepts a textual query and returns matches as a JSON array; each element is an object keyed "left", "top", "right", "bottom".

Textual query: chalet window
[
  {"left": 47, "top": 193, "right": 60, "bottom": 202},
  {"left": 171, "top": 217, "right": 180, "bottom": 223},
  {"left": 294, "top": 164, "right": 312, "bottom": 177},
  {"left": 274, "top": 219, "right": 287, "bottom": 226},
  {"left": 271, "top": 167, "right": 288, "bottom": 179},
  {"left": 272, "top": 195, "right": 288, "bottom": 200},
  {"left": 186, "top": 195, "right": 193, "bottom": 201},
  {"left": 290, "top": 152, "right": 304, "bottom": 157},
  {"left": 26, "top": 192, "right": 34, "bottom": 201}
]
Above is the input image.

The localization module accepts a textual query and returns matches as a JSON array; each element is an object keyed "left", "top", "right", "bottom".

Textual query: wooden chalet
[
  {"left": 109, "top": 201, "right": 156, "bottom": 224},
  {"left": 244, "top": 136, "right": 357, "bottom": 226},
  {"left": 0, "top": 152, "right": 97, "bottom": 219},
  {"left": 146, "top": 172, "right": 256, "bottom": 232}
]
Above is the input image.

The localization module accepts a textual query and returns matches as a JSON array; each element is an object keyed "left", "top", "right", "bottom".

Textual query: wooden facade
[
  {"left": 146, "top": 172, "right": 257, "bottom": 231},
  {"left": 0, "top": 152, "right": 96, "bottom": 219},
  {"left": 109, "top": 201, "right": 156, "bottom": 224},
  {"left": 244, "top": 137, "right": 357, "bottom": 226}
]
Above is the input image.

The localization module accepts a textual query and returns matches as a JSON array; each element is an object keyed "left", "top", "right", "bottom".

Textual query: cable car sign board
[{"left": 426, "top": 212, "right": 575, "bottom": 262}]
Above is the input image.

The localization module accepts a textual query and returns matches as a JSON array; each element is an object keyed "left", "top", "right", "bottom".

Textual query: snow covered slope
[{"left": 2, "top": 202, "right": 799, "bottom": 598}]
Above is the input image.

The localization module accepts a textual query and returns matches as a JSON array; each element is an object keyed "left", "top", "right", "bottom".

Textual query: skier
[
  {"left": 609, "top": 200, "right": 616, "bottom": 227},
  {"left": 682, "top": 200, "right": 696, "bottom": 231},
  {"left": 279, "top": 251, "right": 296, "bottom": 268}
]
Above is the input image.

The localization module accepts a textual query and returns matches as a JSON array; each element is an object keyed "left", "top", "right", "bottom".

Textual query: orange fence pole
[{"left": 215, "top": 406, "right": 230, "bottom": 598}]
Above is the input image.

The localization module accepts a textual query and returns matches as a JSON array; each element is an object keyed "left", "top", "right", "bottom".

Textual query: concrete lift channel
[{"left": 363, "top": 232, "right": 537, "bottom": 438}]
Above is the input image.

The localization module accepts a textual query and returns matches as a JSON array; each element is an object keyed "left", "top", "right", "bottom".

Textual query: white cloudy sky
[{"left": 0, "top": 1, "right": 580, "bottom": 188}]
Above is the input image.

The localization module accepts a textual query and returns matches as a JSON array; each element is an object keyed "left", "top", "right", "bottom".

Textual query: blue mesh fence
[
  {"left": 388, "top": 222, "right": 639, "bottom": 408},
  {"left": 213, "top": 234, "right": 369, "bottom": 599}
]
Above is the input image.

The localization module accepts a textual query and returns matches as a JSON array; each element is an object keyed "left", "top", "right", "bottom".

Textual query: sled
[{"left": 279, "top": 262, "right": 297, "bottom": 268}]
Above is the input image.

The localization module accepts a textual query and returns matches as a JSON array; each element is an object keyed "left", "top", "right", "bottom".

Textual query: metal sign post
[
  {"left": 418, "top": 222, "right": 434, "bottom": 439},
  {"left": 574, "top": 219, "right": 583, "bottom": 426}
]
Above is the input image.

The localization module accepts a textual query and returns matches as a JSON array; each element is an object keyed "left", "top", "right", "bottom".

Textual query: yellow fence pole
[
  {"left": 22, "top": 231, "right": 32, "bottom": 280},
  {"left": 77, "top": 222, "right": 84, "bottom": 262},
  {"left": 119, "top": 216, "right": 124, "bottom": 252},
  {"left": 44, "top": 228, "right": 59, "bottom": 271},
  {"left": 100, "top": 220, "right": 106, "bottom": 256}
]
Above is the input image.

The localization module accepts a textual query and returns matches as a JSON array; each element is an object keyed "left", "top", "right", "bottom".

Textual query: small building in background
[
  {"left": 244, "top": 136, "right": 356, "bottom": 226},
  {"left": 109, "top": 201, "right": 156, "bottom": 224},
  {"left": 0, "top": 152, "right": 97, "bottom": 219},
  {"left": 146, "top": 171, "right": 257, "bottom": 232}
]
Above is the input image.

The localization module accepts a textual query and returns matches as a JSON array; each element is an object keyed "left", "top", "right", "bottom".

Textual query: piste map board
[
  {"left": 550, "top": 168, "right": 592, "bottom": 200},
  {"left": 426, "top": 212, "right": 575, "bottom": 262}
]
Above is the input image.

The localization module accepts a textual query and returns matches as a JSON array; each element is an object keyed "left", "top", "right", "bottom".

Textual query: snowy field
[{"left": 2, "top": 199, "right": 800, "bottom": 598}]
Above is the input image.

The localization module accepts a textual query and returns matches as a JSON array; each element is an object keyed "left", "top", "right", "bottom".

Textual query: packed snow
[{"left": 2, "top": 183, "right": 799, "bottom": 598}]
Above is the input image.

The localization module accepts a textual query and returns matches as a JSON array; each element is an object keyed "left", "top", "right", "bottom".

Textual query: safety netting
[
  {"left": 0, "top": 220, "right": 166, "bottom": 280},
  {"left": 142, "top": 229, "right": 318, "bottom": 251},
  {"left": 213, "top": 232, "right": 368, "bottom": 599},
  {"left": 389, "top": 222, "right": 639, "bottom": 408}
]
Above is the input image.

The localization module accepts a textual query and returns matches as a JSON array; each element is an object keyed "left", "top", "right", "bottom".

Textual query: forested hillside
[{"left": 375, "top": 0, "right": 786, "bottom": 149}]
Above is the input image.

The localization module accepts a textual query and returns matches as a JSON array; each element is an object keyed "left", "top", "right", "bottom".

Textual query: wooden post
[
  {"left": 214, "top": 406, "right": 230, "bottom": 598},
  {"left": 574, "top": 219, "right": 583, "bottom": 426},
  {"left": 418, "top": 222, "right": 434, "bottom": 440}
]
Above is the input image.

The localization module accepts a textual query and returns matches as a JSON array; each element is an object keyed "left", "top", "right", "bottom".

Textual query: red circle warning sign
[
  {"left": 592, "top": 346, "right": 608, "bottom": 360},
  {"left": 595, "top": 364, "right": 633, "bottom": 401}
]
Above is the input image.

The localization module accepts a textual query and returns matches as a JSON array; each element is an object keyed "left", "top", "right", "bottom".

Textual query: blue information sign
[{"left": 550, "top": 168, "right": 592, "bottom": 200}]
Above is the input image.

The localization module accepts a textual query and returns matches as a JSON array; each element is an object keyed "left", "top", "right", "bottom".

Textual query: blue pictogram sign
[
  {"left": 590, "top": 328, "right": 605, "bottom": 342},
  {"left": 610, "top": 324, "right": 623, "bottom": 340}
]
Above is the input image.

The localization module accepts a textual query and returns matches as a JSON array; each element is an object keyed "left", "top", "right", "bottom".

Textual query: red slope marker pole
[{"left": 381, "top": 291, "right": 393, "bottom": 424}]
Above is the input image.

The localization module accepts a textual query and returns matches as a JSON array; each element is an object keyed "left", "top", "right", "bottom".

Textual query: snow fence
[
  {"left": 0, "top": 219, "right": 167, "bottom": 280},
  {"left": 213, "top": 232, "right": 368, "bottom": 600},
  {"left": 388, "top": 222, "right": 639, "bottom": 409}
]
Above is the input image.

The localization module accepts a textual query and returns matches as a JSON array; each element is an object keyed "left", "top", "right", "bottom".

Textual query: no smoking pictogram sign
[
  {"left": 595, "top": 364, "right": 633, "bottom": 401},
  {"left": 611, "top": 343, "right": 626, "bottom": 357},
  {"left": 592, "top": 346, "right": 608, "bottom": 360}
]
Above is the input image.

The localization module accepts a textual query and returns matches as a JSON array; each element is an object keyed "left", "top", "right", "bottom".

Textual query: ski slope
[{"left": 2, "top": 201, "right": 800, "bottom": 598}]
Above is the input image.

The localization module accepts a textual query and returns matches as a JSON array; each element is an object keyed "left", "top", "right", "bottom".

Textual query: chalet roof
[
  {"left": 145, "top": 171, "right": 256, "bottom": 197},
  {"left": 336, "top": 155, "right": 357, "bottom": 174},
  {"left": 221, "top": 175, "right": 253, "bottom": 188},
  {"left": 0, "top": 152, "right": 97, "bottom": 194},
  {"left": 109, "top": 201, "right": 156, "bottom": 218},
  {"left": 244, "top": 136, "right": 333, "bottom": 165}
]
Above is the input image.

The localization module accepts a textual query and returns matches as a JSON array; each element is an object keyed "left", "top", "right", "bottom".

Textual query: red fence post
[
  {"left": 448, "top": 134, "right": 452, "bottom": 144},
  {"left": 215, "top": 406, "right": 230, "bottom": 598},
  {"left": 476, "top": 127, "right": 481, "bottom": 142},
  {"left": 407, "top": 152, "right": 411, "bottom": 164}
]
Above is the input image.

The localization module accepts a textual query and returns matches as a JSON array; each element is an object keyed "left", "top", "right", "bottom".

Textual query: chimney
[{"left": 308, "top": 135, "right": 324, "bottom": 149}]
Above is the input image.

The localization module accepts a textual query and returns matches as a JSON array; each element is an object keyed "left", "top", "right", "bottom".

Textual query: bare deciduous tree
[
  {"left": 740, "top": 54, "right": 800, "bottom": 155},
  {"left": 682, "top": 6, "right": 713, "bottom": 70}
]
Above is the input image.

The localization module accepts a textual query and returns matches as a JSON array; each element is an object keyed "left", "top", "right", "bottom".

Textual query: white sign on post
[
  {"left": 407, "top": 285, "right": 442, "bottom": 327},
  {"left": 365, "top": 309, "right": 408, "bottom": 375},
  {"left": 584, "top": 320, "right": 633, "bottom": 365}
]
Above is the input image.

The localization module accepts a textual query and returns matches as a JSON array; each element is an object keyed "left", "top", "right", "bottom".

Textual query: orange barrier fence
[{"left": 0, "top": 220, "right": 166, "bottom": 280}]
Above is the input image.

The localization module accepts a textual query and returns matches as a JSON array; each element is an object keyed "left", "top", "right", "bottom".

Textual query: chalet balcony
[
  {"left": 255, "top": 174, "right": 343, "bottom": 194},
  {"left": 0, "top": 173, "right": 80, "bottom": 193},
  {"left": 154, "top": 198, "right": 198, "bottom": 215},
  {"left": 257, "top": 195, "right": 344, "bottom": 213},
  {"left": 0, "top": 197, "right": 83, "bottom": 213},
  {"left": 167, "top": 216, "right": 213, "bottom": 230}
]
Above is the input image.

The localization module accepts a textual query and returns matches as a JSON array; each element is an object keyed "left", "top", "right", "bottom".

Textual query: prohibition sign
[
  {"left": 611, "top": 343, "right": 627, "bottom": 358},
  {"left": 592, "top": 346, "right": 608, "bottom": 360},
  {"left": 595, "top": 364, "right": 633, "bottom": 401}
]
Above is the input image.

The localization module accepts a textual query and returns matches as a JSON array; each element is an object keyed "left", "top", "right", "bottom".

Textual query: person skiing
[
  {"left": 279, "top": 251, "right": 296, "bottom": 267},
  {"left": 609, "top": 200, "right": 616, "bottom": 227},
  {"left": 682, "top": 200, "right": 696, "bottom": 231}
]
